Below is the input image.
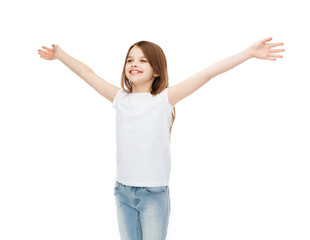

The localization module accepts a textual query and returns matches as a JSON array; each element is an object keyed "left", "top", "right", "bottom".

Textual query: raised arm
[
  {"left": 38, "top": 44, "right": 120, "bottom": 103},
  {"left": 168, "top": 37, "right": 285, "bottom": 106}
]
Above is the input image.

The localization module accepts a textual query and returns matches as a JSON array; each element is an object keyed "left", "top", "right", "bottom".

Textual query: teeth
[{"left": 131, "top": 70, "right": 140, "bottom": 73}]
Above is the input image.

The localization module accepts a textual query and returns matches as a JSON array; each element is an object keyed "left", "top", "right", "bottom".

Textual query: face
[{"left": 125, "top": 46, "right": 159, "bottom": 87}]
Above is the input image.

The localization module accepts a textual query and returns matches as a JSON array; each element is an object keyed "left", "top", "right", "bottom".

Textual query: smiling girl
[{"left": 38, "top": 37, "right": 284, "bottom": 240}]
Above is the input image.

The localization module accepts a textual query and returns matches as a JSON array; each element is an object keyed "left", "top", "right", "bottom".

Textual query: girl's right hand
[{"left": 38, "top": 44, "right": 60, "bottom": 60}]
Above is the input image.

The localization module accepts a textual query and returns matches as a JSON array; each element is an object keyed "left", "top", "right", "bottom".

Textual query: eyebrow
[{"left": 127, "top": 56, "right": 147, "bottom": 58}]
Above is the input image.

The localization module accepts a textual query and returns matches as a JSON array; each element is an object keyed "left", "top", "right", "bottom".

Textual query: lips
[{"left": 130, "top": 69, "right": 142, "bottom": 74}]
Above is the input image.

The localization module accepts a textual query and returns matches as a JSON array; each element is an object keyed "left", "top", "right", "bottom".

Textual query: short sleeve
[{"left": 112, "top": 88, "right": 122, "bottom": 109}]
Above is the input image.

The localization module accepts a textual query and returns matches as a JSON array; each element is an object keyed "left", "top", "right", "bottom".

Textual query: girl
[{"left": 38, "top": 37, "right": 284, "bottom": 240}]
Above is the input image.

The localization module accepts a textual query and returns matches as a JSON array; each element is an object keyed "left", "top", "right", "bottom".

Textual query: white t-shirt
[{"left": 112, "top": 88, "right": 174, "bottom": 187}]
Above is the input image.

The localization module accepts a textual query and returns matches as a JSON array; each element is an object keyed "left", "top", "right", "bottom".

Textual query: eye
[
  {"left": 141, "top": 59, "right": 147, "bottom": 62},
  {"left": 127, "top": 59, "right": 132, "bottom": 62}
]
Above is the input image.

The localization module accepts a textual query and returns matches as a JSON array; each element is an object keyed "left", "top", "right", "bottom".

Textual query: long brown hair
[{"left": 120, "top": 40, "right": 176, "bottom": 141}]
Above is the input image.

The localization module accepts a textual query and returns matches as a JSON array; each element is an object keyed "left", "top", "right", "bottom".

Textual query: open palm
[
  {"left": 37, "top": 44, "right": 60, "bottom": 60},
  {"left": 250, "top": 37, "right": 285, "bottom": 61}
]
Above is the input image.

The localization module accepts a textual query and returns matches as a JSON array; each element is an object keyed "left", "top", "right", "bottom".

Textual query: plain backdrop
[{"left": 0, "top": 0, "right": 309, "bottom": 239}]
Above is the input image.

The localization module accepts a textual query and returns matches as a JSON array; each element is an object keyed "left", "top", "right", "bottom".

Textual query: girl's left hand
[{"left": 250, "top": 37, "right": 285, "bottom": 61}]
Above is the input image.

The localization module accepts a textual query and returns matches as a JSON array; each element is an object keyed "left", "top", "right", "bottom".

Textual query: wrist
[
  {"left": 54, "top": 46, "right": 63, "bottom": 60},
  {"left": 243, "top": 47, "right": 253, "bottom": 60}
]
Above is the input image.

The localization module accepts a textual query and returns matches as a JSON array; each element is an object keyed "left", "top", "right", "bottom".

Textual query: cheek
[
  {"left": 145, "top": 67, "right": 154, "bottom": 75},
  {"left": 125, "top": 67, "right": 131, "bottom": 75},
  {"left": 124, "top": 71, "right": 131, "bottom": 79}
]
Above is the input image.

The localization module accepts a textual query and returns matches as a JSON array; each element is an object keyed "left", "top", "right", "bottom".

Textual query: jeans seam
[
  {"left": 137, "top": 212, "right": 141, "bottom": 240},
  {"left": 167, "top": 187, "right": 170, "bottom": 216}
]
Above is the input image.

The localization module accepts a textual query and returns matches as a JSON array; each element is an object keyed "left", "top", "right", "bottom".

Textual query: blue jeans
[{"left": 114, "top": 181, "right": 171, "bottom": 240}]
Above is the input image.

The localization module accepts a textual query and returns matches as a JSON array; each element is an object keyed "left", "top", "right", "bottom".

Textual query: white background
[{"left": 0, "top": 0, "right": 309, "bottom": 239}]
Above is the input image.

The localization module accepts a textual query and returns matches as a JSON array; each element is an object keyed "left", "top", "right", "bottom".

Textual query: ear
[{"left": 154, "top": 72, "right": 160, "bottom": 77}]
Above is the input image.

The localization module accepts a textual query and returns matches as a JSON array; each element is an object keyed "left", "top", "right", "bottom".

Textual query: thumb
[{"left": 263, "top": 37, "right": 272, "bottom": 43}]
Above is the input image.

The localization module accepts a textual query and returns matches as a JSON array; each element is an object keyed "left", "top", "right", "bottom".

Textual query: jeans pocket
[
  {"left": 114, "top": 182, "right": 121, "bottom": 190},
  {"left": 144, "top": 186, "right": 167, "bottom": 194}
]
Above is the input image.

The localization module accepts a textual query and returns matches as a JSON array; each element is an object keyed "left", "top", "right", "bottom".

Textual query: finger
[
  {"left": 38, "top": 49, "right": 48, "bottom": 54},
  {"left": 270, "top": 48, "right": 285, "bottom": 53},
  {"left": 42, "top": 46, "right": 52, "bottom": 51},
  {"left": 267, "top": 42, "right": 284, "bottom": 47},
  {"left": 39, "top": 54, "right": 48, "bottom": 60},
  {"left": 269, "top": 53, "right": 283, "bottom": 58},
  {"left": 38, "top": 50, "right": 49, "bottom": 56},
  {"left": 262, "top": 37, "right": 272, "bottom": 43},
  {"left": 266, "top": 57, "right": 277, "bottom": 61}
]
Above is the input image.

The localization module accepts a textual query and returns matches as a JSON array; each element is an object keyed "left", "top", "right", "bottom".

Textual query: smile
[{"left": 130, "top": 69, "right": 142, "bottom": 74}]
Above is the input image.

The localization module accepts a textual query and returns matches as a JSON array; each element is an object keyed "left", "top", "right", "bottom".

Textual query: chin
[{"left": 128, "top": 76, "right": 141, "bottom": 83}]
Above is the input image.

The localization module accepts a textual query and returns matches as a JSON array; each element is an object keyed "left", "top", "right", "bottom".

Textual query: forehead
[{"left": 128, "top": 46, "right": 146, "bottom": 58}]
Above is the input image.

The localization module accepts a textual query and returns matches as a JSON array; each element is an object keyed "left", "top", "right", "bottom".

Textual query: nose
[{"left": 131, "top": 62, "right": 137, "bottom": 67}]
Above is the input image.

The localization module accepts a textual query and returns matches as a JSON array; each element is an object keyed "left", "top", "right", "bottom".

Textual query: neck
[{"left": 131, "top": 85, "right": 152, "bottom": 94}]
